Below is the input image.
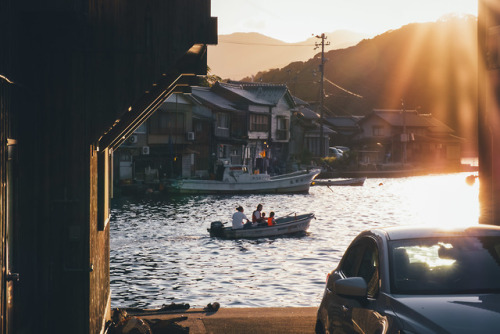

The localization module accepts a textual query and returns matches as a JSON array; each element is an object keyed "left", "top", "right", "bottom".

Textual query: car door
[
  {"left": 347, "top": 240, "right": 389, "bottom": 334},
  {"left": 324, "top": 242, "right": 365, "bottom": 333},
  {"left": 326, "top": 237, "right": 387, "bottom": 334}
]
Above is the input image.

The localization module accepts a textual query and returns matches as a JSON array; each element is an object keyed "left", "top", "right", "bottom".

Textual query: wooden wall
[
  {"left": 2, "top": 1, "right": 216, "bottom": 333},
  {"left": 479, "top": 0, "right": 500, "bottom": 225}
]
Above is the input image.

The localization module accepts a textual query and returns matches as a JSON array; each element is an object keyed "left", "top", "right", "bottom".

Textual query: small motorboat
[
  {"left": 312, "top": 177, "right": 366, "bottom": 187},
  {"left": 208, "top": 213, "right": 315, "bottom": 239}
]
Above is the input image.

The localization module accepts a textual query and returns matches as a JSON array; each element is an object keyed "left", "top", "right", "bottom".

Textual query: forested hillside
[{"left": 243, "top": 15, "right": 478, "bottom": 151}]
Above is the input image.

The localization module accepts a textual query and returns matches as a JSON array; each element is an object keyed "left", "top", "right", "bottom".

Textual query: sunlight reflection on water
[{"left": 110, "top": 172, "right": 479, "bottom": 309}]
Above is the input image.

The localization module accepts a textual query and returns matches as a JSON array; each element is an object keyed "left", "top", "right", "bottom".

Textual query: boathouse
[{"left": 0, "top": 1, "right": 216, "bottom": 333}]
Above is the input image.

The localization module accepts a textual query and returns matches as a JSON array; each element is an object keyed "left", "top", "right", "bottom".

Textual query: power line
[
  {"left": 217, "top": 41, "right": 316, "bottom": 47},
  {"left": 324, "top": 77, "right": 363, "bottom": 99}
]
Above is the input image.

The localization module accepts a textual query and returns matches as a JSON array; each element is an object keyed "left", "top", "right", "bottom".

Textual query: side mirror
[{"left": 335, "top": 277, "right": 367, "bottom": 297}]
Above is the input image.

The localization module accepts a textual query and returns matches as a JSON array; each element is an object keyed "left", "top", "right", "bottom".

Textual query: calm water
[{"left": 110, "top": 172, "right": 479, "bottom": 309}]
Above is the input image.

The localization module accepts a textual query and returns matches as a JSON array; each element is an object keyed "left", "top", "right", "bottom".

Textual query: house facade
[
  {"left": 115, "top": 101, "right": 466, "bottom": 189},
  {"left": 115, "top": 81, "right": 302, "bottom": 184},
  {"left": 324, "top": 116, "right": 362, "bottom": 147},
  {"left": 352, "top": 109, "right": 463, "bottom": 169},
  {"left": 290, "top": 101, "right": 335, "bottom": 160},
  {"left": 215, "top": 81, "right": 296, "bottom": 173}
]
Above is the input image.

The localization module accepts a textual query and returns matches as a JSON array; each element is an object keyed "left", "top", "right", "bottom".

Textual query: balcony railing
[
  {"left": 250, "top": 124, "right": 268, "bottom": 132},
  {"left": 215, "top": 127, "right": 230, "bottom": 137}
]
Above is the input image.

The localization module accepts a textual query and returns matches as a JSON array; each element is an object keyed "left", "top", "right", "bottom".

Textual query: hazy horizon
[{"left": 212, "top": 0, "right": 477, "bottom": 43}]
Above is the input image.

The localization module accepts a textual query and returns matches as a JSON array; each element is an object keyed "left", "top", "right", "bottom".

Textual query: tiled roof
[
  {"left": 424, "top": 116, "right": 455, "bottom": 133},
  {"left": 372, "top": 109, "right": 429, "bottom": 127},
  {"left": 297, "top": 106, "right": 319, "bottom": 120},
  {"left": 325, "top": 116, "right": 360, "bottom": 128},
  {"left": 368, "top": 109, "right": 454, "bottom": 133},
  {"left": 306, "top": 124, "right": 336, "bottom": 135},
  {"left": 221, "top": 81, "right": 292, "bottom": 106},
  {"left": 292, "top": 96, "right": 309, "bottom": 106},
  {"left": 190, "top": 86, "right": 240, "bottom": 112}
]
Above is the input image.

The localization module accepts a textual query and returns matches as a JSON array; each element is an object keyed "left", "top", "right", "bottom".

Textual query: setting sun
[{"left": 403, "top": 174, "right": 480, "bottom": 226}]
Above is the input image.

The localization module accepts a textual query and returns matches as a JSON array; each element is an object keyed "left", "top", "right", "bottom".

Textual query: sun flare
[{"left": 403, "top": 174, "right": 480, "bottom": 227}]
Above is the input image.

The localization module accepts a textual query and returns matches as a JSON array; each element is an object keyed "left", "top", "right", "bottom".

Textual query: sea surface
[{"left": 110, "top": 172, "right": 479, "bottom": 309}]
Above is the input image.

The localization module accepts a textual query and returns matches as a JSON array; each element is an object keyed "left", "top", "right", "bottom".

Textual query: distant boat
[
  {"left": 312, "top": 177, "right": 366, "bottom": 187},
  {"left": 208, "top": 213, "right": 315, "bottom": 239},
  {"left": 168, "top": 165, "right": 321, "bottom": 194}
]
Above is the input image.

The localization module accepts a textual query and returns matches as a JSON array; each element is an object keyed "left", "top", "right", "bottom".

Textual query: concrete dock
[{"left": 122, "top": 307, "right": 318, "bottom": 333}]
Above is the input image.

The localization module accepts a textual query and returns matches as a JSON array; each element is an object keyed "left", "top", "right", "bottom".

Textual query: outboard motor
[{"left": 209, "top": 221, "right": 225, "bottom": 237}]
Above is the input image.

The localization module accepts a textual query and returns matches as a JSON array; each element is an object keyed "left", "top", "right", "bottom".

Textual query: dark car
[{"left": 316, "top": 225, "right": 500, "bottom": 334}]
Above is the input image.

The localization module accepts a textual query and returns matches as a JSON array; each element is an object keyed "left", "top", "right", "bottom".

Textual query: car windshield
[{"left": 389, "top": 236, "right": 500, "bottom": 294}]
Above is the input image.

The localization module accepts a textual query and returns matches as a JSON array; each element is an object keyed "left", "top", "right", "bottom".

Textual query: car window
[
  {"left": 340, "top": 238, "right": 380, "bottom": 297},
  {"left": 340, "top": 243, "right": 364, "bottom": 278},
  {"left": 357, "top": 242, "right": 379, "bottom": 297},
  {"left": 390, "top": 236, "right": 500, "bottom": 294}
]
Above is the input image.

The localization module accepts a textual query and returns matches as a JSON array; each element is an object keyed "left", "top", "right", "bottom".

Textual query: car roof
[{"left": 364, "top": 224, "right": 500, "bottom": 241}]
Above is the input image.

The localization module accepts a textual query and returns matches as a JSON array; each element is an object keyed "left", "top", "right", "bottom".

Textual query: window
[
  {"left": 195, "top": 122, "right": 203, "bottom": 132},
  {"left": 250, "top": 114, "right": 268, "bottom": 132},
  {"left": 119, "top": 153, "right": 132, "bottom": 162},
  {"left": 372, "top": 126, "right": 384, "bottom": 136},
  {"left": 216, "top": 112, "right": 229, "bottom": 129},
  {"left": 340, "top": 243, "right": 364, "bottom": 278},
  {"left": 135, "top": 123, "right": 147, "bottom": 134},
  {"left": 276, "top": 117, "right": 289, "bottom": 140},
  {"left": 389, "top": 237, "right": 500, "bottom": 295},
  {"left": 149, "top": 112, "right": 185, "bottom": 134},
  {"left": 340, "top": 239, "right": 380, "bottom": 297},
  {"left": 277, "top": 117, "right": 289, "bottom": 130},
  {"left": 358, "top": 242, "right": 379, "bottom": 297}
]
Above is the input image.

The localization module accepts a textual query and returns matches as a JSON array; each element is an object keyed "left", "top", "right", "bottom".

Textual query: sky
[{"left": 211, "top": 0, "right": 478, "bottom": 43}]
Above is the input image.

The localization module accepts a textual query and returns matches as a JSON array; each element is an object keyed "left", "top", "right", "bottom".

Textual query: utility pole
[
  {"left": 401, "top": 99, "right": 407, "bottom": 165},
  {"left": 315, "top": 33, "right": 329, "bottom": 157}
]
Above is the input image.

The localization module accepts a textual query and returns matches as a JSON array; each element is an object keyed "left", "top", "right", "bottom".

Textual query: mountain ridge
[
  {"left": 242, "top": 16, "right": 478, "bottom": 152},
  {"left": 207, "top": 30, "right": 368, "bottom": 80}
]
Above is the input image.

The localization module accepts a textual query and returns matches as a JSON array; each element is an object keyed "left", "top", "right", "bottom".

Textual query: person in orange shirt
[{"left": 267, "top": 211, "right": 276, "bottom": 226}]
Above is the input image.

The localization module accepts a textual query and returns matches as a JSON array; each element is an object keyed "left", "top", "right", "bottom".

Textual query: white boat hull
[
  {"left": 312, "top": 177, "right": 366, "bottom": 186},
  {"left": 169, "top": 169, "right": 320, "bottom": 194}
]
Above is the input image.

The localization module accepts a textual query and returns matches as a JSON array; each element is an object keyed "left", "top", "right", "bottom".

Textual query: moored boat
[
  {"left": 168, "top": 165, "right": 321, "bottom": 194},
  {"left": 312, "top": 177, "right": 366, "bottom": 187},
  {"left": 208, "top": 213, "right": 315, "bottom": 239}
]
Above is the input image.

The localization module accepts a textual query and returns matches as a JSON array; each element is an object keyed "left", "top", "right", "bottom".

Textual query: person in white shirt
[{"left": 232, "top": 206, "right": 249, "bottom": 229}]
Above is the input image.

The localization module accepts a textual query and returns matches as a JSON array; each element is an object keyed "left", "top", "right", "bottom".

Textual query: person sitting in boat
[
  {"left": 267, "top": 212, "right": 276, "bottom": 226},
  {"left": 258, "top": 212, "right": 267, "bottom": 226},
  {"left": 252, "top": 204, "right": 265, "bottom": 225},
  {"left": 232, "top": 206, "right": 250, "bottom": 229}
]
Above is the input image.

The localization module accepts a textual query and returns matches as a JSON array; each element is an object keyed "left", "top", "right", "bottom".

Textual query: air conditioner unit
[
  {"left": 142, "top": 146, "right": 150, "bottom": 155},
  {"left": 128, "top": 135, "right": 138, "bottom": 144},
  {"left": 187, "top": 132, "right": 195, "bottom": 141}
]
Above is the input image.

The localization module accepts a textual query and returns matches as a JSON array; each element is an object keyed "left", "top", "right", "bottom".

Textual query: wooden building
[
  {"left": 115, "top": 81, "right": 300, "bottom": 183},
  {"left": 479, "top": 0, "right": 500, "bottom": 225},
  {"left": 352, "top": 109, "right": 463, "bottom": 169},
  {"left": 0, "top": 1, "right": 216, "bottom": 333},
  {"left": 290, "top": 101, "right": 335, "bottom": 160}
]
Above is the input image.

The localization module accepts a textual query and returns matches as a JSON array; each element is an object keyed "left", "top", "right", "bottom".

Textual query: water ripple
[{"left": 110, "top": 173, "right": 479, "bottom": 309}]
